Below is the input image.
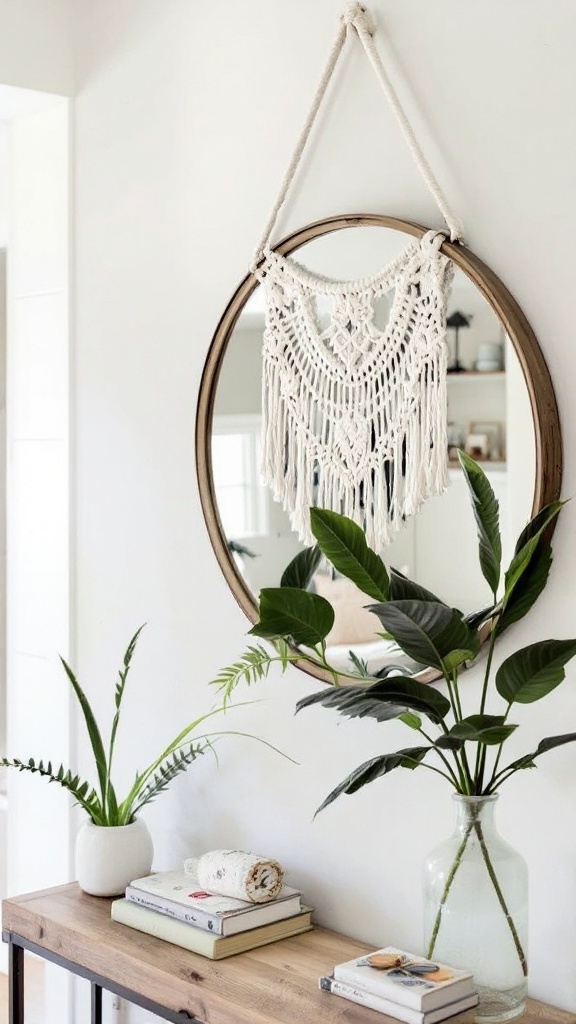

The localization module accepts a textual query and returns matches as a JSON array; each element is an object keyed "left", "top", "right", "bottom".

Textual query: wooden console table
[{"left": 2, "top": 883, "right": 575, "bottom": 1024}]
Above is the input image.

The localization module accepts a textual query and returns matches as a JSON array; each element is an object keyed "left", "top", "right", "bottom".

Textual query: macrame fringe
[{"left": 256, "top": 231, "right": 453, "bottom": 552}]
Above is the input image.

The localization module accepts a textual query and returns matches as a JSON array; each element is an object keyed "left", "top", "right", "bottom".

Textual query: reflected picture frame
[{"left": 470, "top": 420, "right": 504, "bottom": 461}]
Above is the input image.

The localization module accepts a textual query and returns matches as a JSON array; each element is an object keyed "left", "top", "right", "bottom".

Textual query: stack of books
[
  {"left": 111, "top": 869, "right": 313, "bottom": 960},
  {"left": 319, "top": 946, "right": 479, "bottom": 1024}
]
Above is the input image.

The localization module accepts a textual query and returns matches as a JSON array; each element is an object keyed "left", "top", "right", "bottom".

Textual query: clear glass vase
[{"left": 423, "top": 794, "right": 528, "bottom": 1022}]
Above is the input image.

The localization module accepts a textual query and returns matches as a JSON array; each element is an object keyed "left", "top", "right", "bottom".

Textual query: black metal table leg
[
  {"left": 8, "top": 940, "right": 24, "bottom": 1024},
  {"left": 3, "top": 929, "right": 202, "bottom": 1024},
  {"left": 91, "top": 982, "right": 103, "bottom": 1024}
]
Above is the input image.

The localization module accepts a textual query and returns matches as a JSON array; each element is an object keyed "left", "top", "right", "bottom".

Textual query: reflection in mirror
[{"left": 197, "top": 217, "right": 560, "bottom": 682}]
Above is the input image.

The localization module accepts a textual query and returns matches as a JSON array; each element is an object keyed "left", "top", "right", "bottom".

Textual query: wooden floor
[{"left": 0, "top": 957, "right": 45, "bottom": 1024}]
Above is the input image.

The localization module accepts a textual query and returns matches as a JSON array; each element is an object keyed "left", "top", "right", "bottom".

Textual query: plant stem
[
  {"left": 485, "top": 702, "right": 513, "bottom": 793},
  {"left": 474, "top": 625, "right": 498, "bottom": 788},
  {"left": 451, "top": 668, "right": 464, "bottom": 722},
  {"left": 418, "top": 730, "right": 461, "bottom": 790},
  {"left": 427, "top": 822, "right": 474, "bottom": 958},
  {"left": 443, "top": 675, "right": 471, "bottom": 793},
  {"left": 445, "top": 674, "right": 460, "bottom": 724},
  {"left": 473, "top": 819, "right": 528, "bottom": 976},
  {"left": 460, "top": 748, "right": 475, "bottom": 795},
  {"left": 316, "top": 643, "right": 341, "bottom": 686},
  {"left": 418, "top": 762, "right": 462, "bottom": 786}
]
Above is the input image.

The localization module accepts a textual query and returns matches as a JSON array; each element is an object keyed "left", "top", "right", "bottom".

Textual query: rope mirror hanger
[{"left": 250, "top": 2, "right": 464, "bottom": 554}]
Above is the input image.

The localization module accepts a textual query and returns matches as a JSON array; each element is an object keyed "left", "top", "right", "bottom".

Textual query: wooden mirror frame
[{"left": 195, "top": 214, "right": 562, "bottom": 684}]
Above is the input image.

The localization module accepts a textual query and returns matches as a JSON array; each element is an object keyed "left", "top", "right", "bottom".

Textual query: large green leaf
[
  {"left": 280, "top": 545, "right": 322, "bottom": 590},
  {"left": 296, "top": 686, "right": 413, "bottom": 724},
  {"left": 315, "top": 747, "right": 429, "bottom": 815},
  {"left": 435, "top": 734, "right": 467, "bottom": 751},
  {"left": 496, "top": 543, "right": 553, "bottom": 636},
  {"left": 310, "top": 508, "right": 389, "bottom": 601},
  {"left": 513, "top": 501, "right": 564, "bottom": 556},
  {"left": 500, "top": 732, "right": 576, "bottom": 774},
  {"left": 108, "top": 625, "right": 146, "bottom": 804},
  {"left": 59, "top": 656, "right": 109, "bottom": 806},
  {"left": 296, "top": 676, "right": 451, "bottom": 724},
  {"left": 503, "top": 502, "right": 563, "bottom": 611},
  {"left": 444, "top": 714, "right": 518, "bottom": 745},
  {"left": 249, "top": 588, "right": 334, "bottom": 647},
  {"left": 458, "top": 449, "right": 502, "bottom": 595},
  {"left": 368, "top": 678, "right": 451, "bottom": 721},
  {"left": 496, "top": 639, "right": 576, "bottom": 704},
  {"left": 369, "top": 600, "right": 480, "bottom": 672},
  {"left": 389, "top": 568, "right": 446, "bottom": 604}
]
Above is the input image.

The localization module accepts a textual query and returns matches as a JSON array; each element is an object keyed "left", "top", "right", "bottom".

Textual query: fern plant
[{"left": 2, "top": 626, "right": 254, "bottom": 826}]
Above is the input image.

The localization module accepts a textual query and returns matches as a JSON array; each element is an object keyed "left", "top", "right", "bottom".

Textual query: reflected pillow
[{"left": 313, "top": 572, "right": 380, "bottom": 646}]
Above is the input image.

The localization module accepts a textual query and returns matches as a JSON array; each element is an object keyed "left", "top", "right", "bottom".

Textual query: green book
[{"left": 111, "top": 898, "right": 313, "bottom": 960}]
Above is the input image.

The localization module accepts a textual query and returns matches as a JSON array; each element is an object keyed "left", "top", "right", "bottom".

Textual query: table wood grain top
[{"left": 2, "top": 884, "right": 575, "bottom": 1024}]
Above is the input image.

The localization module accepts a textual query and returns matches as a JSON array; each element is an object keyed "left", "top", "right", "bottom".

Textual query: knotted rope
[{"left": 251, "top": 2, "right": 462, "bottom": 270}]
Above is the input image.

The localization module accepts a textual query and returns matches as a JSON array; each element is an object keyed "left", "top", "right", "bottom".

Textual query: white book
[
  {"left": 112, "top": 899, "right": 313, "bottom": 960},
  {"left": 126, "top": 870, "right": 302, "bottom": 936},
  {"left": 333, "top": 946, "right": 475, "bottom": 1011},
  {"left": 320, "top": 976, "right": 479, "bottom": 1024}
]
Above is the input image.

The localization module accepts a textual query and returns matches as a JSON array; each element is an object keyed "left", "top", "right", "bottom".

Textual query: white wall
[
  {"left": 0, "top": 127, "right": 8, "bottom": 247},
  {"left": 6, "top": 100, "right": 71, "bottom": 898},
  {"left": 0, "top": 249, "right": 5, "bottom": 760},
  {"left": 0, "top": 0, "right": 72, "bottom": 97},
  {"left": 68, "top": 0, "right": 576, "bottom": 1015},
  {"left": 1, "top": 101, "right": 71, "bottom": 1024}
]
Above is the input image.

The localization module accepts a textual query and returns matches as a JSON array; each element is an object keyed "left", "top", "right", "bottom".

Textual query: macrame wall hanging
[{"left": 250, "top": 2, "right": 463, "bottom": 552}]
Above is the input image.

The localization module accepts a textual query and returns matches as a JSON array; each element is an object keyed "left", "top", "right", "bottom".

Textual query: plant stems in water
[
  {"left": 426, "top": 822, "right": 474, "bottom": 960},
  {"left": 474, "top": 820, "right": 527, "bottom": 976},
  {"left": 426, "top": 808, "right": 527, "bottom": 977}
]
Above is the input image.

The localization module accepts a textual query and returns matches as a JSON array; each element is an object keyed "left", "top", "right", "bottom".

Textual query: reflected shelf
[
  {"left": 447, "top": 371, "right": 505, "bottom": 381},
  {"left": 448, "top": 460, "right": 507, "bottom": 473}
]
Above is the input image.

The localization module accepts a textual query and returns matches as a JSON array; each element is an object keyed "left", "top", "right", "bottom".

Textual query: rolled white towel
[{"left": 184, "top": 849, "right": 284, "bottom": 903}]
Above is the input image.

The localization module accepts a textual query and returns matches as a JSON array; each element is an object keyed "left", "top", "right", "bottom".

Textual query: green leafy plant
[
  {"left": 1, "top": 625, "right": 280, "bottom": 826},
  {"left": 211, "top": 451, "right": 576, "bottom": 974},
  {"left": 214, "top": 451, "right": 576, "bottom": 803}
]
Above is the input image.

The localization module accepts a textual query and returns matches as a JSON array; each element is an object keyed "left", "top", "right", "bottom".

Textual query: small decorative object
[
  {"left": 447, "top": 421, "right": 465, "bottom": 462},
  {"left": 183, "top": 849, "right": 285, "bottom": 903},
  {"left": 250, "top": 2, "right": 463, "bottom": 551},
  {"left": 470, "top": 421, "right": 503, "bottom": 462},
  {"left": 446, "top": 310, "right": 471, "bottom": 373},
  {"left": 360, "top": 952, "right": 453, "bottom": 983},
  {"left": 1, "top": 627, "right": 257, "bottom": 896},
  {"left": 475, "top": 342, "right": 503, "bottom": 372},
  {"left": 465, "top": 431, "right": 490, "bottom": 461},
  {"left": 213, "top": 450, "right": 576, "bottom": 1021}
]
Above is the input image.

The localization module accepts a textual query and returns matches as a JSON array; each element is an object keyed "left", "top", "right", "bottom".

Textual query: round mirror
[{"left": 196, "top": 215, "right": 562, "bottom": 682}]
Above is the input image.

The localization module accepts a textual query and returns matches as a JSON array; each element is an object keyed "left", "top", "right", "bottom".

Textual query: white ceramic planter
[{"left": 75, "top": 817, "right": 154, "bottom": 897}]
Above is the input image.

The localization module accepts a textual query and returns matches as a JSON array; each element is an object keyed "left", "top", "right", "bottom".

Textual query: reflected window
[{"left": 211, "top": 415, "right": 268, "bottom": 538}]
